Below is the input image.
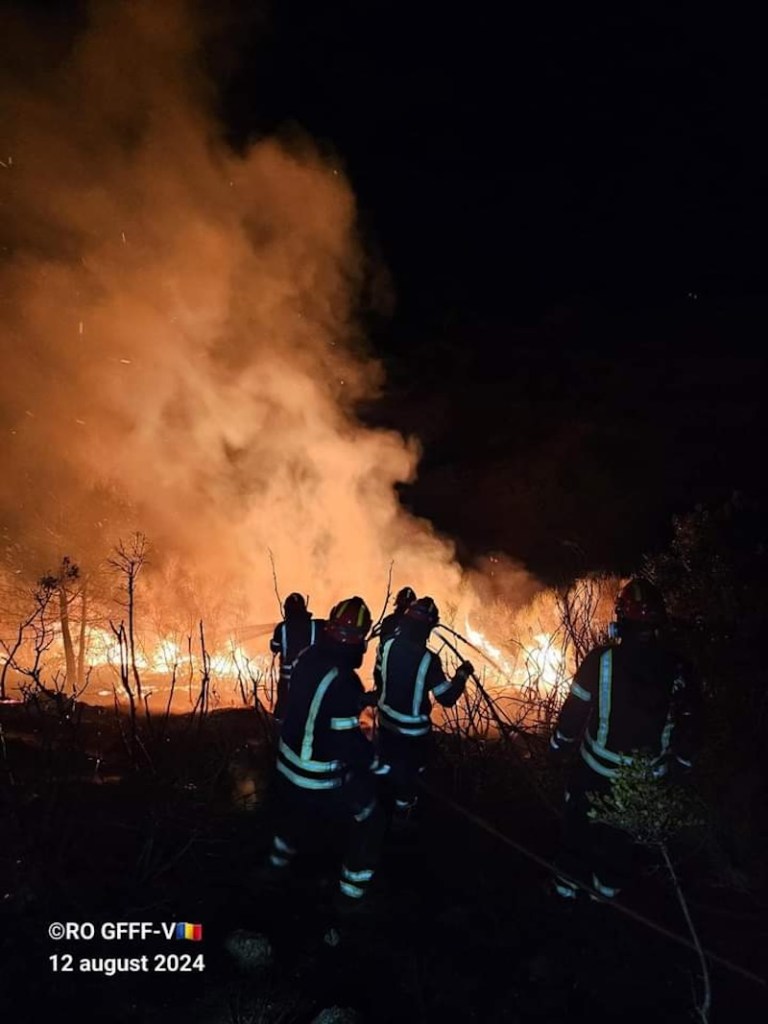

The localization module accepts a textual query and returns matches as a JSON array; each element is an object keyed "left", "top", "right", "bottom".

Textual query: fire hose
[
  {"left": 419, "top": 779, "right": 767, "bottom": 992},
  {"left": 427, "top": 629, "right": 767, "bottom": 993},
  {"left": 434, "top": 628, "right": 536, "bottom": 741},
  {"left": 434, "top": 622, "right": 539, "bottom": 709},
  {"left": 436, "top": 622, "right": 512, "bottom": 678}
]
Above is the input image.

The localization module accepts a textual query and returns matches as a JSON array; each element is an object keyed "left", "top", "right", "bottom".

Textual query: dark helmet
[
  {"left": 615, "top": 578, "right": 667, "bottom": 626},
  {"left": 404, "top": 595, "right": 440, "bottom": 629},
  {"left": 326, "top": 596, "right": 372, "bottom": 645},
  {"left": 284, "top": 592, "right": 308, "bottom": 618},
  {"left": 394, "top": 586, "right": 417, "bottom": 613}
]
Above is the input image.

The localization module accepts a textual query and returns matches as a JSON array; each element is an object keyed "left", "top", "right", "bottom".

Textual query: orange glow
[
  {"left": 0, "top": 5, "right": 619, "bottom": 716},
  {"left": 463, "top": 618, "right": 570, "bottom": 698}
]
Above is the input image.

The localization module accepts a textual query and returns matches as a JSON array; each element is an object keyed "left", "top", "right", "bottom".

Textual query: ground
[{"left": 0, "top": 702, "right": 765, "bottom": 1023}]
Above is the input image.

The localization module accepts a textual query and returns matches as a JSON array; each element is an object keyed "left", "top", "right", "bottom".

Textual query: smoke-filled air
[{"left": 0, "top": 1, "right": 601, "bottom": 701}]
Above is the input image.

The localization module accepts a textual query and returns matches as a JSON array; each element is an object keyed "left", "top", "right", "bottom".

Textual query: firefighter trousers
[
  {"left": 273, "top": 673, "right": 290, "bottom": 722},
  {"left": 376, "top": 728, "right": 432, "bottom": 812},
  {"left": 556, "top": 760, "right": 635, "bottom": 898},
  {"left": 268, "top": 772, "right": 386, "bottom": 903}
]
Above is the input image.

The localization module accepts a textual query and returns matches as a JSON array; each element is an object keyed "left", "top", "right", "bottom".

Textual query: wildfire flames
[
  {"left": 465, "top": 620, "right": 568, "bottom": 694},
  {"left": 0, "top": 4, "right": 614, "bottom": 716},
  {"left": 26, "top": 617, "right": 569, "bottom": 704},
  {"left": 0, "top": 598, "right": 581, "bottom": 712},
  {"left": 84, "top": 629, "right": 258, "bottom": 680}
]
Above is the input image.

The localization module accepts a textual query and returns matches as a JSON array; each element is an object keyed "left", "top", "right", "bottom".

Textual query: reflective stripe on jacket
[
  {"left": 552, "top": 642, "right": 700, "bottom": 779},
  {"left": 270, "top": 617, "right": 323, "bottom": 683},
  {"left": 278, "top": 644, "right": 376, "bottom": 791},
  {"left": 376, "top": 636, "right": 461, "bottom": 737}
]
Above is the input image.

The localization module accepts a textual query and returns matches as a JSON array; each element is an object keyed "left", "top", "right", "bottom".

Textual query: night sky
[
  {"left": 12, "top": 2, "right": 768, "bottom": 581},
  {"left": 220, "top": 4, "right": 767, "bottom": 581}
]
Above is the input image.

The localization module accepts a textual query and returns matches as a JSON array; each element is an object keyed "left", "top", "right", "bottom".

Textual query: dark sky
[
  {"left": 10, "top": 1, "right": 768, "bottom": 581},
  {"left": 224, "top": 5, "right": 766, "bottom": 313},
  {"left": 219, "top": 3, "right": 767, "bottom": 580}
]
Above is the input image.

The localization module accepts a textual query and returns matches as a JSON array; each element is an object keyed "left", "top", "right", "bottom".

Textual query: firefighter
[
  {"left": 375, "top": 596, "right": 474, "bottom": 819},
  {"left": 269, "top": 593, "right": 324, "bottom": 722},
  {"left": 375, "top": 586, "right": 417, "bottom": 644},
  {"left": 266, "top": 596, "right": 390, "bottom": 913},
  {"left": 372, "top": 586, "right": 416, "bottom": 697},
  {"left": 550, "top": 577, "right": 701, "bottom": 900}
]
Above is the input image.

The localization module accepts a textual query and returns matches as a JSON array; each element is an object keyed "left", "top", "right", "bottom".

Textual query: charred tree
[
  {"left": 76, "top": 578, "right": 87, "bottom": 690},
  {"left": 108, "top": 533, "right": 149, "bottom": 708},
  {"left": 110, "top": 619, "right": 138, "bottom": 761},
  {"left": 55, "top": 558, "right": 80, "bottom": 690}
]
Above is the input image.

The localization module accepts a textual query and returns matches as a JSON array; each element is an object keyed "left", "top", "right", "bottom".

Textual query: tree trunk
[
  {"left": 59, "top": 585, "right": 77, "bottom": 690},
  {"left": 127, "top": 573, "right": 143, "bottom": 702},
  {"left": 76, "top": 582, "right": 87, "bottom": 689}
]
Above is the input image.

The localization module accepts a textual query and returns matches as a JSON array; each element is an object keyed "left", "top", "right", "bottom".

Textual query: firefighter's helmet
[
  {"left": 284, "top": 593, "right": 307, "bottom": 618},
  {"left": 404, "top": 595, "right": 440, "bottom": 628},
  {"left": 394, "top": 586, "right": 417, "bottom": 613},
  {"left": 615, "top": 578, "right": 667, "bottom": 626},
  {"left": 326, "top": 596, "right": 372, "bottom": 645}
]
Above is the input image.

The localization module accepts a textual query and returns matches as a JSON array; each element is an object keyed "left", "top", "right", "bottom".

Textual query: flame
[
  {"left": 521, "top": 633, "right": 566, "bottom": 691},
  {"left": 463, "top": 618, "right": 569, "bottom": 696},
  {"left": 1, "top": 569, "right": 618, "bottom": 713},
  {"left": 464, "top": 618, "right": 515, "bottom": 678},
  {"left": 68, "top": 627, "right": 268, "bottom": 684}
]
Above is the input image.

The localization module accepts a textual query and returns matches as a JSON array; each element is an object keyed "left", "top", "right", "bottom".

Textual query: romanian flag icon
[{"left": 175, "top": 922, "right": 203, "bottom": 941}]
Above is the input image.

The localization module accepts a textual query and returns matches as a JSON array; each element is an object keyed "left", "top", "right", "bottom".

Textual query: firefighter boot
[
  {"left": 390, "top": 796, "right": 419, "bottom": 836},
  {"left": 547, "top": 875, "right": 581, "bottom": 902},
  {"left": 323, "top": 872, "right": 376, "bottom": 947},
  {"left": 250, "top": 834, "right": 297, "bottom": 893}
]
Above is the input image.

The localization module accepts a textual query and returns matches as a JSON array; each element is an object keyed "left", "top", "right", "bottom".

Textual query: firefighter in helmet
[
  {"left": 372, "top": 586, "right": 416, "bottom": 697},
  {"left": 375, "top": 586, "right": 417, "bottom": 645},
  {"left": 266, "top": 596, "right": 389, "bottom": 912},
  {"left": 269, "top": 593, "right": 324, "bottom": 722},
  {"left": 550, "top": 577, "right": 701, "bottom": 900},
  {"left": 375, "top": 596, "right": 474, "bottom": 819}
]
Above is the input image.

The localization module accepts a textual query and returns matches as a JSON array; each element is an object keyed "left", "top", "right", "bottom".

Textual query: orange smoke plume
[{"left": 0, "top": 1, "right": 538, "bottom": 654}]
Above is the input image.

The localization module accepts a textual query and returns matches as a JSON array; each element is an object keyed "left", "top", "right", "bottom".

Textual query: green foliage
[{"left": 587, "top": 751, "right": 704, "bottom": 847}]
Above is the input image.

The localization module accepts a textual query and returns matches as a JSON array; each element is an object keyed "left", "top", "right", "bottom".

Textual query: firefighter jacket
[
  {"left": 372, "top": 611, "right": 406, "bottom": 693},
  {"left": 270, "top": 616, "right": 324, "bottom": 688},
  {"left": 376, "top": 634, "right": 466, "bottom": 737},
  {"left": 377, "top": 611, "right": 406, "bottom": 644},
  {"left": 551, "top": 639, "right": 701, "bottom": 779},
  {"left": 277, "top": 643, "right": 388, "bottom": 791}
]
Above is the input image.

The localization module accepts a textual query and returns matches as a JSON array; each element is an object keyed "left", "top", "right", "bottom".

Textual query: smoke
[{"left": 0, "top": 1, "right": 537, "bottom": 630}]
